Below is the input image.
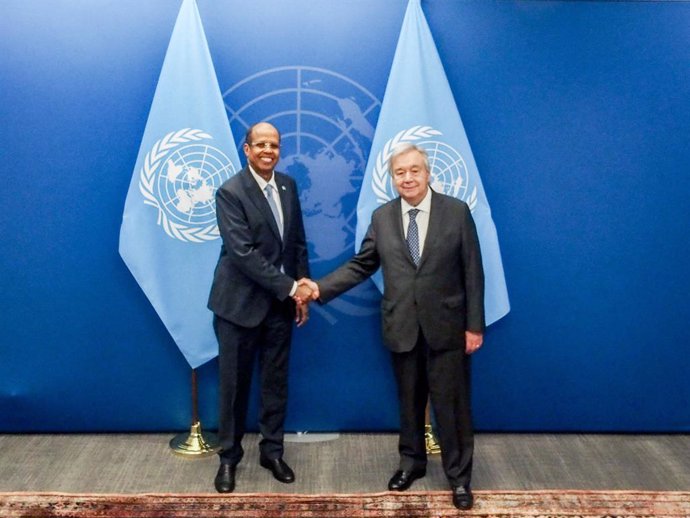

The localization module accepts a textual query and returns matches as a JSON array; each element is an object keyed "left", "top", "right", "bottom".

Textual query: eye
[{"left": 253, "top": 142, "right": 279, "bottom": 150}]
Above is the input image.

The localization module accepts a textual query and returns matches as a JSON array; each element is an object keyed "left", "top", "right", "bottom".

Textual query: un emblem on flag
[
  {"left": 372, "top": 126, "right": 477, "bottom": 210},
  {"left": 139, "top": 129, "right": 237, "bottom": 242}
]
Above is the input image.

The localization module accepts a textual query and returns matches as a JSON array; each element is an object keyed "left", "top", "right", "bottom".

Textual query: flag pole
[{"left": 169, "top": 368, "right": 220, "bottom": 457}]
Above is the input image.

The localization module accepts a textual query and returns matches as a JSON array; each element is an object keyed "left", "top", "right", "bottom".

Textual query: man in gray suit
[
  {"left": 300, "top": 143, "right": 484, "bottom": 510},
  {"left": 208, "top": 122, "right": 313, "bottom": 493}
]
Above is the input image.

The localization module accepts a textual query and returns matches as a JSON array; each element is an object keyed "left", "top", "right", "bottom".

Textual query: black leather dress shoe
[
  {"left": 387, "top": 469, "right": 426, "bottom": 491},
  {"left": 452, "top": 485, "right": 474, "bottom": 510},
  {"left": 259, "top": 457, "right": 295, "bottom": 483},
  {"left": 214, "top": 464, "right": 236, "bottom": 493}
]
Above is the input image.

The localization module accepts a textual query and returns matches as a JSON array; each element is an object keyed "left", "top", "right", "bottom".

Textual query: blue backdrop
[{"left": 1, "top": 0, "right": 689, "bottom": 433}]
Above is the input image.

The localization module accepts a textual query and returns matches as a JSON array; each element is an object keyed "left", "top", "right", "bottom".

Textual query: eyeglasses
[{"left": 250, "top": 142, "right": 279, "bottom": 150}]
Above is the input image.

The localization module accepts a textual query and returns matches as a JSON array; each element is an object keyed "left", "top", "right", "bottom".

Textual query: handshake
[{"left": 292, "top": 278, "right": 320, "bottom": 305}]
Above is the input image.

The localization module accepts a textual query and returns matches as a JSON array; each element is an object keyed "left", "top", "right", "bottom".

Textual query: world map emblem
[
  {"left": 372, "top": 126, "right": 478, "bottom": 211},
  {"left": 138, "top": 129, "right": 237, "bottom": 242},
  {"left": 223, "top": 66, "right": 382, "bottom": 319}
]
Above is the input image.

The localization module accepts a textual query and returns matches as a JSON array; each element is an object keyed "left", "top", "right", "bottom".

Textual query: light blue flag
[
  {"left": 357, "top": 0, "right": 509, "bottom": 325},
  {"left": 119, "top": 0, "right": 240, "bottom": 368}
]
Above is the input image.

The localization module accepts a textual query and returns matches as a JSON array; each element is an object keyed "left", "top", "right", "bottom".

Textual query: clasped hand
[
  {"left": 293, "top": 278, "right": 320, "bottom": 305},
  {"left": 292, "top": 278, "right": 320, "bottom": 327}
]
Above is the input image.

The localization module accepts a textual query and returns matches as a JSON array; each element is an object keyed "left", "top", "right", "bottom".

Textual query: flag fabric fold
[
  {"left": 119, "top": 0, "right": 240, "bottom": 368},
  {"left": 356, "top": 0, "right": 509, "bottom": 325}
]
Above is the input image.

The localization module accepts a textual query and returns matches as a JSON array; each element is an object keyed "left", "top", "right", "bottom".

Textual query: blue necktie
[
  {"left": 264, "top": 184, "right": 283, "bottom": 239},
  {"left": 407, "top": 208, "right": 420, "bottom": 266}
]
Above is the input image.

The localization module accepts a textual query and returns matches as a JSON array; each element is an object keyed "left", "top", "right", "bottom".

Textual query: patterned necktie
[
  {"left": 264, "top": 184, "right": 283, "bottom": 238},
  {"left": 407, "top": 208, "right": 420, "bottom": 266}
]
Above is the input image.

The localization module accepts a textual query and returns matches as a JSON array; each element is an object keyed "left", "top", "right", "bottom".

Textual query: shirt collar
[
  {"left": 401, "top": 187, "right": 432, "bottom": 214},
  {"left": 248, "top": 165, "right": 277, "bottom": 191}
]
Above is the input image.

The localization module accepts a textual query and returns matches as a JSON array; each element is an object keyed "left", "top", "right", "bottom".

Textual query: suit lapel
[
  {"left": 390, "top": 198, "right": 417, "bottom": 269},
  {"left": 240, "top": 168, "right": 282, "bottom": 242},
  {"left": 275, "top": 174, "right": 290, "bottom": 243}
]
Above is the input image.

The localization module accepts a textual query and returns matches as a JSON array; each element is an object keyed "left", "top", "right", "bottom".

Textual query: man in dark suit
[
  {"left": 300, "top": 143, "right": 484, "bottom": 510},
  {"left": 208, "top": 122, "right": 313, "bottom": 493}
]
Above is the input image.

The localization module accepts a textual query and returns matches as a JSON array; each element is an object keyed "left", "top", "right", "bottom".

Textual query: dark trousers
[
  {"left": 390, "top": 331, "right": 474, "bottom": 488},
  {"left": 214, "top": 300, "right": 293, "bottom": 466}
]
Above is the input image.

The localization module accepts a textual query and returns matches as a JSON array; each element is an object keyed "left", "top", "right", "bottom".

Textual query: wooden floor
[{"left": 1, "top": 433, "right": 688, "bottom": 494}]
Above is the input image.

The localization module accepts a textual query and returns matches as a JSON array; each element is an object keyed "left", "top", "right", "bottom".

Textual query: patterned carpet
[{"left": 1, "top": 490, "right": 689, "bottom": 517}]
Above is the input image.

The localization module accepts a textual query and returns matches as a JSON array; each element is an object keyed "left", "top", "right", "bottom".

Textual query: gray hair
[{"left": 388, "top": 143, "right": 430, "bottom": 175}]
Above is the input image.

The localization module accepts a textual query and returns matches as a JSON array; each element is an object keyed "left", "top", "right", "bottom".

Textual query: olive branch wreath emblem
[{"left": 138, "top": 128, "right": 221, "bottom": 243}]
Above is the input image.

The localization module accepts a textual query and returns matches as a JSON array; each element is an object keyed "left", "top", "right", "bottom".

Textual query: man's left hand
[{"left": 465, "top": 331, "right": 483, "bottom": 355}]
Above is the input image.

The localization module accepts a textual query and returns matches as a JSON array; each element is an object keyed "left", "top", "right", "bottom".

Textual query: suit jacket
[
  {"left": 208, "top": 167, "right": 309, "bottom": 327},
  {"left": 319, "top": 191, "right": 484, "bottom": 353}
]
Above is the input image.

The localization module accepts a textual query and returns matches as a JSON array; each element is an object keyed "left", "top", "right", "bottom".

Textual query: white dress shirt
[
  {"left": 400, "top": 188, "right": 432, "bottom": 259},
  {"left": 248, "top": 166, "right": 297, "bottom": 296},
  {"left": 249, "top": 166, "right": 284, "bottom": 230}
]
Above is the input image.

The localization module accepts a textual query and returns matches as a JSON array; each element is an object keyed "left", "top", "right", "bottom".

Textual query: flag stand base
[
  {"left": 425, "top": 424, "right": 441, "bottom": 455},
  {"left": 169, "top": 421, "right": 220, "bottom": 457}
]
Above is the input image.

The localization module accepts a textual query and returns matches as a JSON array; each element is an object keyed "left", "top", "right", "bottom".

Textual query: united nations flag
[
  {"left": 358, "top": 0, "right": 510, "bottom": 325},
  {"left": 119, "top": 0, "right": 240, "bottom": 368}
]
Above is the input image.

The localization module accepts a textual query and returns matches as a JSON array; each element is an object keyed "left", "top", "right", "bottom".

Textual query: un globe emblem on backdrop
[
  {"left": 223, "top": 66, "right": 382, "bottom": 319},
  {"left": 139, "top": 129, "right": 237, "bottom": 242},
  {"left": 223, "top": 66, "right": 381, "bottom": 265}
]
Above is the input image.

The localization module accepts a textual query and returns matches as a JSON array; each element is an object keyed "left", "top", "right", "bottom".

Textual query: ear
[{"left": 243, "top": 142, "right": 250, "bottom": 157}]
